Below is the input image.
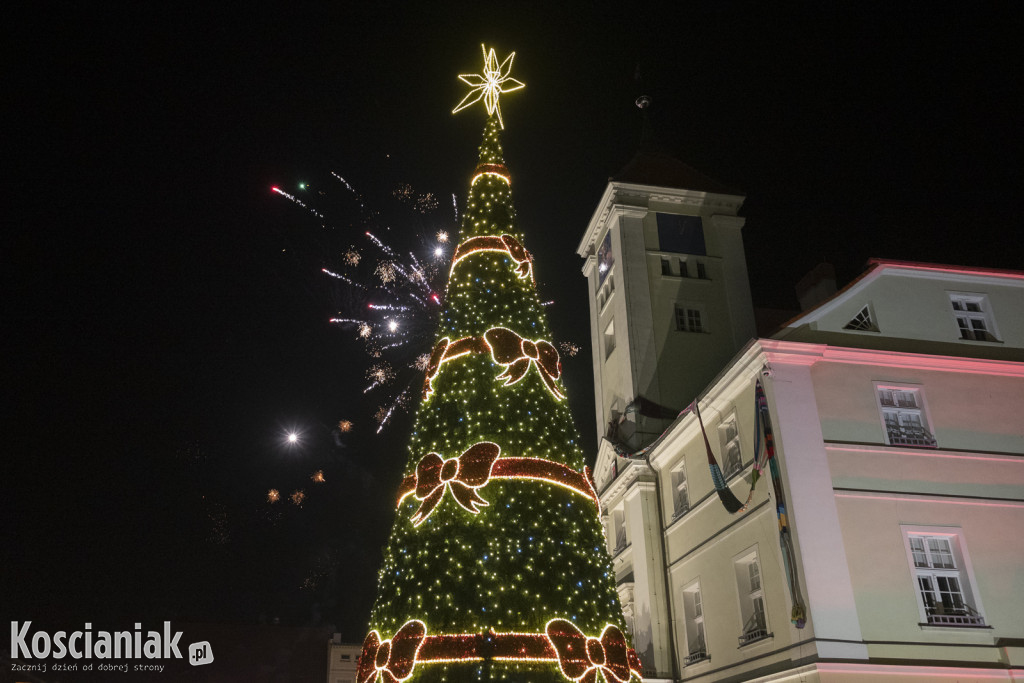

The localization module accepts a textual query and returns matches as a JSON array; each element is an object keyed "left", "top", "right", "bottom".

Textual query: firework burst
[{"left": 272, "top": 172, "right": 458, "bottom": 435}]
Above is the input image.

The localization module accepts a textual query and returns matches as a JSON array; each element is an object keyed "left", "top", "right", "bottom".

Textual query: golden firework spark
[
  {"left": 367, "top": 363, "right": 395, "bottom": 384},
  {"left": 291, "top": 490, "right": 306, "bottom": 506},
  {"left": 343, "top": 247, "right": 361, "bottom": 266},
  {"left": 559, "top": 341, "right": 581, "bottom": 357},
  {"left": 267, "top": 489, "right": 280, "bottom": 503},
  {"left": 414, "top": 353, "right": 431, "bottom": 371},
  {"left": 436, "top": 230, "right": 449, "bottom": 243},
  {"left": 338, "top": 420, "right": 353, "bottom": 432},
  {"left": 375, "top": 261, "right": 398, "bottom": 283},
  {"left": 358, "top": 323, "right": 372, "bottom": 339},
  {"left": 415, "top": 192, "right": 438, "bottom": 213},
  {"left": 311, "top": 470, "right": 325, "bottom": 483}
]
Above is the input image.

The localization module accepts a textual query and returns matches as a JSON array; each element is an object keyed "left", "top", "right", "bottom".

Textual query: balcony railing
[
  {"left": 684, "top": 649, "right": 708, "bottom": 665},
  {"left": 926, "top": 603, "right": 985, "bottom": 626},
  {"left": 887, "top": 425, "right": 938, "bottom": 448},
  {"left": 737, "top": 613, "right": 770, "bottom": 646}
]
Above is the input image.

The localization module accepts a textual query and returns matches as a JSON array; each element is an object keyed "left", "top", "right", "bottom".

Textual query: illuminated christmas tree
[{"left": 357, "top": 46, "right": 643, "bottom": 683}]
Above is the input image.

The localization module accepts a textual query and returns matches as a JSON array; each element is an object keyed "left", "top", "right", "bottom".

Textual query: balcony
[
  {"left": 886, "top": 425, "right": 938, "bottom": 448},
  {"left": 737, "top": 613, "right": 771, "bottom": 647},
  {"left": 683, "top": 649, "right": 709, "bottom": 666},
  {"left": 926, "top": 604, "right": 985, "bottom": 627}
]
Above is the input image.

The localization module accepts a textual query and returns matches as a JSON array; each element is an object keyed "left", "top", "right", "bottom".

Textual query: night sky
[{"left": 5, "top": 1, "right": 1022, "bottom": 654}]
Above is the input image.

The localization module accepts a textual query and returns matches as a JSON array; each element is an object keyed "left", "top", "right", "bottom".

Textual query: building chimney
[{"left": 795, "top": 262, "right": 837, "bottom": 311}]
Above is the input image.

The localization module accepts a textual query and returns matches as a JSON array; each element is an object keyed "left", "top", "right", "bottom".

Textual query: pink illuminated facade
[{"left": 578, "top": 159, "right": 1024, "bottom": 682}]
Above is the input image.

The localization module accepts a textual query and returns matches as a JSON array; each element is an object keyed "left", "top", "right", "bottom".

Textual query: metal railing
[
  {"left": 887, "top": 424, "right": 938, "bottom": 448},
  {"left": 926, "top": 603, "right": 985, "bottom": 626},
  {"left": 737, "top": 613, "right": 770, "bottom": 646}
]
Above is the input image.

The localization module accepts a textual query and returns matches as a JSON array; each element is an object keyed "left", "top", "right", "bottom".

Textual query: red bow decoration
[
  {"left": 546, "top": 620, "right": 632, "bottom": 683},
  {"left": 422, "top": 337, "right": 450, "bottom": 399},
  {"left": 356, "top": 620, "right": 426, "bottom": 683},
  {"left": 499, "top": 234, "right": 533, "bottom": 280},
  {"left": 410, "top": 442, "right": 501, "bottom": 526},
  {"left": 484, "top": 327, "right": 565, "bottom": 400},
  {"left": 450, "top": 234, "right": 534, "bottom": 282}
]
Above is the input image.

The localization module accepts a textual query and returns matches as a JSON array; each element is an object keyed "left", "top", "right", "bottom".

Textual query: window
[
  {"left": 877, "top": 386, "right": 937, "bottom": 448},
  {"left": 950, "top": 294, "right": 998, "bottom": 342},
  {"left": 844, "top": 304, "right": 879, "bottom": 332},
  {"left": 735, "top": 550, "right": 769, "bottom": 646},
  {"left": 604, "top": 320, "right": 616, "bottom": 359},
  {"left": 903, "top": 529, "right": 985, "bottom": 626},
  {"left": 696, "top": 261, "right": 707, "bottom": 280},
  {"left": 598, "top": 275, "right": 614, "bottom": 311},
  {"left": 678, "top": 258, "right": 689, "bottom": 278},
  {"left": 661, "top": 257, "right": 672, "bottom": 275},
  {"left": 719, "top": 414, "right": 742, "bottom": 477},
  {"left": 610, "top": 508, "right": 627, "bottom": 553},
  {"left": 656, "top": 213, "right": 706, "bottom": 255},
  {"left": 675, "top": 305, "right": 705, "bottom": 333},
  {"left": 671, "top": 464, "right": 689, "bottom": 518},
  {"left": 597, "top": 231, "right": 614, "bottom": 285},
  {"left": 682, "top": 582, "right": 708, "bottom": 664}
]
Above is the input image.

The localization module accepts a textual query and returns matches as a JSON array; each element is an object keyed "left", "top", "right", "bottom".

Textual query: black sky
[{"left": 5, "top": 2, "right": 1022, "bottom": 647}]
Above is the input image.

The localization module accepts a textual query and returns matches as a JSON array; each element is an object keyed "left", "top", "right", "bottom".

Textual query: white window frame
[
  {"left": 874, "top": 383, "right": 937, "bottom": 448},
  {"left": 675, "top": 303, "right": 707, "bottom": 334},
  {"left": 948, "top": 292, "right": 999, "bottom": 343},
  {"left": 718, "top": 411, "right": 743, "bottom": 477},
  {"left": 733, "top": 547, "right": 770, "bottom": 646},
  {"left": 610, "top": 506, "right": 628, "bottom": 554},
  {"left": 597, "top": 272, "right": 615, "bottom": 313},
  {"left": 681, "top": 579, "right": 709, "bottom": 665},
  {"left": 670, "top": 462, "right": 689, "bottom": 518},
  {"left": 604, "top": 319, "right": 616, "bottom": 359},
  {"left": 901, "top": 526, "right": 987, "bottom": 627}
]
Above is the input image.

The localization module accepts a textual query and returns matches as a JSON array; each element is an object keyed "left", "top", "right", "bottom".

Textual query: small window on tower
[
  {"left": 604, "top": 319, "right": 616, "bottom": 359},
  {"left": 661, "top": 258, "right": 672, "bottom": 275},
  {"left": 678, "top": 258, "right": 689, "bottom": 277},
  {"left": 696, "top": 261, "right": 707, "bottom": 279},
  {"left": 675, "top": 305, "right": 706, "bottom": 333}
]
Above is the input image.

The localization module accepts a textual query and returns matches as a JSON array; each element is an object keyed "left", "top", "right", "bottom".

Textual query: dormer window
[{"left": 949, "top": 294, "right": 998, "bottom": 342}]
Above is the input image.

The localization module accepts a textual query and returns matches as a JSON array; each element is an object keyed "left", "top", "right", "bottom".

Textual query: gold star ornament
[{"left": 453, "top": 44, "right": 525, "bottom": 128}]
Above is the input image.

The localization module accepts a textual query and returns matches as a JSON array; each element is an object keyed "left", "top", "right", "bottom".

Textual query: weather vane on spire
[{"left": 452, "top": 44, "right": 525, "bottom": 129}]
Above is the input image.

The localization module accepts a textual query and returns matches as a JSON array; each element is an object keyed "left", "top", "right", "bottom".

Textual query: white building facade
[
  {"left": 578, "top": 159, "right": 1024, "bottom": 682},
  {"left": 326, "top": 636, "right": 362, "bottom": 683}
]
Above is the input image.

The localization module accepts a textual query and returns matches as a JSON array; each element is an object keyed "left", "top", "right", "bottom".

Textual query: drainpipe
[{"left": 644, "top": 449, "right": 680, "bottom": 681}]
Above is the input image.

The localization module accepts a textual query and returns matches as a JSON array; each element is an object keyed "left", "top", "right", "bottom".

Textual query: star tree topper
[{"left": 452, "top": 44, "right": 525, "bottom": 129}]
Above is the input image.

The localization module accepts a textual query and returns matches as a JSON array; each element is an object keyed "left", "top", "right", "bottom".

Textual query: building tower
[
  {"left": 576, "top": 114, "right": 755, "bottom": 452},
  {"left": 357, "top": 47, "right": 643, "bottom": 683},
  {"left": 574, "top": 108, "right": 756, "bottom": 679}
]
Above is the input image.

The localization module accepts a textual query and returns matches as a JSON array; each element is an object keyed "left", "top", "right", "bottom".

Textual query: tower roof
[{"left": 612, "top": 149, "right": 741, "bottom": 196}]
